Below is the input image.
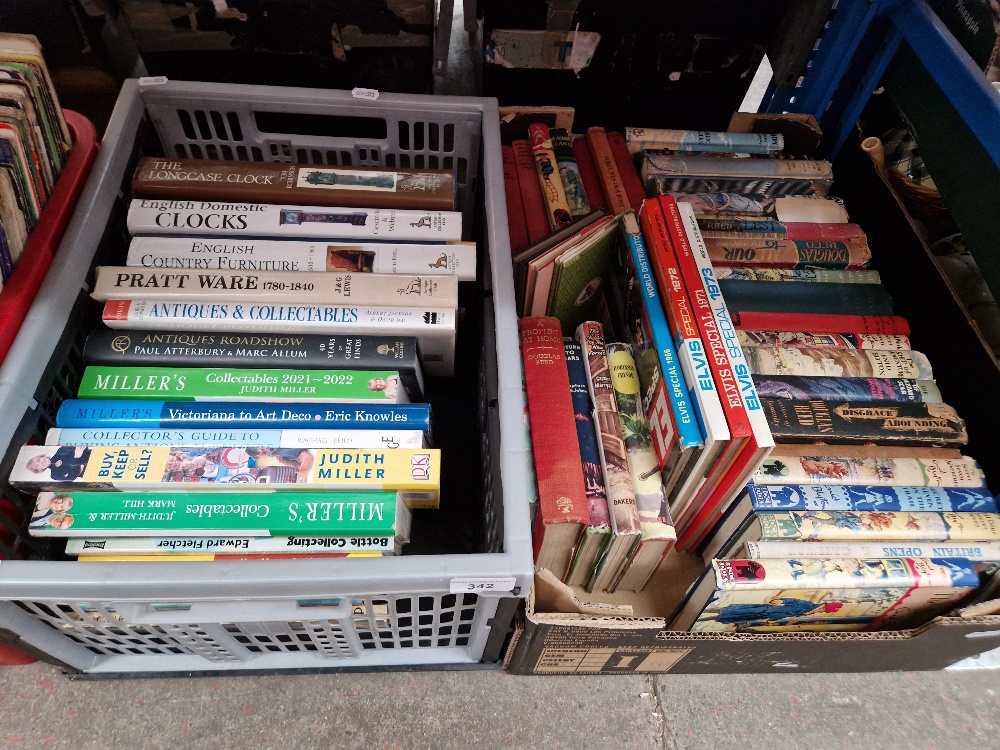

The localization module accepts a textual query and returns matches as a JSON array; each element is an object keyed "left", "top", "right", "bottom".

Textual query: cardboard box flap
[{"left": 534, "top": 567, "right": 637, "bottom": 618}]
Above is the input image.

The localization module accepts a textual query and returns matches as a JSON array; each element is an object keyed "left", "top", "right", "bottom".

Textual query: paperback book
[{"left": 46, "top": 427, "right": 425, "bottom": 450}]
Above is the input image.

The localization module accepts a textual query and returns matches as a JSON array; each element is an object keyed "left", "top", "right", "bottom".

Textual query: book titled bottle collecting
[
  {"left": 55, "top": 400, "right": 432, "bottom": 433},
  {"left": 126, "top": 236, "right": 477, "bottom": 281},
  {"left": 99, "top": 299, "right": 456, "bottom": 377},
  {"left": 46, "top": 427, "right": 425, "bottom": 450},
  {"left": 127, "top": 200, "right": 463, "bottom": 242},
  {"left": 11, "top": 446, "right": 441, "bottom": 507},
  {"left": 82, "top": 330, "right": 425, "bottom": 402},
  {"left": 130, "top": 157, "right": 457, "bottom": 211},
  {"left": 27, "top": 489, "right": 404, "bottom": 537}
]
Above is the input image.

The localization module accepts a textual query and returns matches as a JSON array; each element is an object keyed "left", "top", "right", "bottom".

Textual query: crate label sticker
[
  {"left": 352, "top": 87, "right": 380, "bottom": 102},
  {"left": 534, "top": 646, "right": 693, "bottom": 674},
  {"left": 449, "top": 577, "right": 517, "bottom": 594},
  {"left": 138, "top": 76, "right": 169, "bottom": 86}
]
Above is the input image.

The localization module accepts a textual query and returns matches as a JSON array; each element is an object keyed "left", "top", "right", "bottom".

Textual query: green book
[
  {"left": 547, "top": 217, "right": 621, "bottom": 334},
  {"left": 28, "top": 490, "right": 402, "bottom": 537},
  {"left": 77, "top": 366, "right": 407, "bottom": 403}
]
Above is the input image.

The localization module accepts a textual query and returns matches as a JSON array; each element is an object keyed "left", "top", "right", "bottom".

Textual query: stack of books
[{"left": 10, "top": 155, "right": 474, "bottom": 561}]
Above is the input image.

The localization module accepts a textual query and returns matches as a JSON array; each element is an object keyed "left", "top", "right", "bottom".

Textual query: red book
[
  {"left": 520, "top": 316, "right": 590, "bottom": 580},
  {"left": 512, "top": 140, "right": 551, "bottom": 244},
  {"left": 502, "top": 145, "right": 530, "bottom": 253},
  {"left": 731, "top": 311, "right": 911, "bottom": 337},
  {"left": 606, "top": 131, "right": 646, "bottom": 213},
  {"left": 571, "top": 135, "right": 607, "bottom": 211},
  {"left": 586, "top": 127, "right": 631, "bottom": 215}
]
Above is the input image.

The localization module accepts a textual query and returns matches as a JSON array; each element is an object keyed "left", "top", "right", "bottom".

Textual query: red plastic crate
[{"left": 0, "top": 110, "right": 98, "bottom": 363}]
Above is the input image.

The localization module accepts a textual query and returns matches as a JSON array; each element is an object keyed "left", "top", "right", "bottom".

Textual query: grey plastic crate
[{"left": 0, "top": 80, "right": 533, "bottom": 675}]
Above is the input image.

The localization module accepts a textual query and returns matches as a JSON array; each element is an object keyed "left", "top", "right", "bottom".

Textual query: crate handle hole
[{"left": 254, "top": 112, "right": 388, "bottom": 141}]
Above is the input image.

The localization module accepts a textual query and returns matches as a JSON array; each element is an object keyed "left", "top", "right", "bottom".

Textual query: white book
[
  {"left": 126, "top": 236, "right": 477, "bottom": 281},
  {"left": 65, "top": 533, "right": 406, "bottom": 557},
  {"left": 743, "top": 539, "right": 1000, "bottom": 564},
  {"left": 101, "top": 299, "right": 456, "bottom": 377},
  {"left": 45, "top": 427, "right": 425, "bottom": 449},
  {"left": 127, "top": 199, "right": 463, "bottom": 242},
  {"left": 92, "top": 266, "right": 459, "bottom": 308}
]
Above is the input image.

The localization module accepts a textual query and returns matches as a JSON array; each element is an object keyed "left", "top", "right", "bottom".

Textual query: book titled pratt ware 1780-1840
[{"left": 131, "top": 157, "right": 457, "bottom": 211}]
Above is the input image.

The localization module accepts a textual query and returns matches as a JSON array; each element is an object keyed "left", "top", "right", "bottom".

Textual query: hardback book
[
  {"left": 751, "top": 375, "right": 941, "bottom": 404},
  {"left": 638, "top": 198, "right": 735, "bottom": 519},
  {"left": 666, "top": 198, "right": 775, "bottom": 551},
  {"left": 697, "top": 220, "right": 866, "bottom": 242},
  {"left": 83, "top": 330, "right": 425, "bottom": 402},
  {"left": 563, "top": 337, "right": 612, "bottom": 587},
  {"left": 607, "top": 342, "right": 677, "bottom": 592},
  {"left": 550, "top": 128, "right": 591, "bottom": 218},
  {"left": 99, "top": 299, "right": 457, "bottom": 377},
  {"left": 672, "top": 193, "right": 849, "bottom": 223},
  {"left": 756, "top": 510, "right": 1000, "bottom": 542},
  {"left": 704, "top": 237, "right": 872, "bottom": 270},
  {"left": 587, "top": 127, "right": 631, "bottom": 215},
  {"left": 66, "top": 532, "right": 409, "bottom": 557},
  {"left": 670, "top": 557, "right": 980, "bottom": 633},
  {"left": 576, "top": 321, "right": 642, "bottom": 592},
  {"left": 55, "top": 399, "right": 433, "bottom": 434},
  {"left": 743, "top": 347, "right": 933, "bottom": 380},
  {"left": 126, "top": 236, "right": 477, "bottom": 281},
  {"left": 12, "top": 446, "right": 441, "bottom": 507},
  {"left": 746, "top": 483, "right": 997, "bottom": 512},
  {"left": 743, "top": 540, "right": 1000, "bottom": 567},
  {"left": 502, "top": 144, "right": 530, "bottom": 252},
  {"left": 27, "top": 490, "right": 407, "bottom": 537},
  {"left": 76, "top": 365, "right": 411, "bottom": 404},
  {"left": 528, "top": 123, "right": 574, "bottom": 231},
  {"left": 519, "top": 317, "right": 590, "bottom": 581},
  {"left": 730, "top": 311, "right": 911, "bottom": 337},
  {"left": 512, "top": 140, "right": 551, "bottom": 244},
  {"left": 545, "top": 213, "right": 620, "bottom": 332},
  {"left": 763, "top": 444, "right": 964, "bottom": 459},
  {"left": 752, "top": 453, "right": 986, "bottom": 488},
  {"left": 737, "top": 330, "right": 911, "bottom": 351},
  {"left": 718, "top": 280, "right": 894, "bottom": 316},
  {"left": 571, "top": 134, "right": 607, "bottom": 211},
  {"left": 130, "top": 157, "right": 456, "bottom": 211},
  {"left": 92, "top": 267, "right": 459, "bottom": 309},
  {"left": 714, "top": 267, "right": 881, "bottom": 285},
  {"left": 46, "top": 427, "right": 425, "bottom": 450},
  {"left": 127, "top": 200, "right": 463, "bottom": 242},
  {"left": 605, "top": 131, "right": 645, "bottom": 213},
  {"left": 761, "top": 400, "right": 968, "bottom": 446},
  {"left": 642, "top": 154, "right": 834, "bottom": 196},
  {"left": 625, "top": 128, "right": 784, "bottom": 156}
]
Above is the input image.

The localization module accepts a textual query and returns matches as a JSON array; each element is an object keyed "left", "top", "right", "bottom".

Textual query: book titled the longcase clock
[
  {"left": 28, "top": 490, "right": 403, "bottom": 537},
  {"left": 10, "top": 445, "right": 441, "bottom": 508}
]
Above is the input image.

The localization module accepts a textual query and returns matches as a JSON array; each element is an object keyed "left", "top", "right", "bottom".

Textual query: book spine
[
  {"left": 83, "top": 329, "right": 425, "bottom": 401},
  {"left": 512, "top": 140, "right": 552, "bottom": 243},
  {"left": 46, "top": 427, "right": 425, "bottom": 450},
  {"left": 28, "top": 490, "right": 400, "bottom": 537},
  {"left": 55, "top": 399, "right": 433, "bottom": 432},
  {"left": 127, "top": 200, "right": 463, "bottom": 242},
  {"left": 131, "top": 157, "right": 456, "bottom": 211},
  {"left": 550, "top": 128, "right": 591, "bottom": 218},
  {"left": 502, "top": 145, "right": 530, "bottom": 252},
  {"left": 571, "top": 135, "right": 607, "bottom": 211},
  {"left": 746, "top": 483, "right": 997, "bottom": 512},
  {"left": 78, "top": 365, "right": 408, "bottom": 403},
  {"left": 643, "top": 154, "right": 833, "bottom": 181},
  {"left": 731, "top": 311, "right": 911, "bottom": 336},
  {"left": 714, "top": 267, "right": 881, "bottom": 284},
  {"left": 719, "top": 280, "right": 893, "bottom": 316},
  {"left": 756, "top": 511, "right": 1000, "bottom": 542},
  {"left": 587, "top": 127, "right": 631, "bottom": 215},
  {"left": 744, "top": 539, "right": 1000, "bottom": 563},
  {"left": 126, "top": 236, "right": 478, "bottom": 282},
  {"left": 705, "top": 237, "right": 872, "bottom": 270},
  {"left": 698, "top": 220, "right": 866, "bottom": 243},
  {"left": 519, "top": 317, "right": 589, "bottom": 580},
  {"left": 743, "top": 347, "right": 933, "bottom": 380},
  {"left": 100, "top": 300, "right": 456, "bottom": 377},
  {"left": 761, "top": 399, "right": 968, "bottom": 446},
  {"left": 753, "top": 454, "right": 986, "bottom": 488},
  {"left": 674, "top": 193, "right": 849, "bottom": 223},
  {"left": 14, "top": 447, "right": 441, "bottom": 506},
  {"left": 93, "top": 267, "right": 459, "bottom": 309},
  {"left": 78, "top": 553, "right": 383, "bottom": 561},
  {"left": 737, "top": 330, "right": 911, "bottom": 350},
  {"left": 605, "top": 131, "right": 645, "bottom": 213},
  {"left": 624, "top": 128, "right": 784, "bottom": 155},
  {"left": 564, "top": 338, "right": 611, "bottom": 530},
  {"left": 528, "top": 123, "right": 574, "bottom": 231},
  {"left": 751, "top": 375, "right": 941, "bottom": 404},
  {"left": 67, "top": 536, "right": 399, "bottom": 555}
]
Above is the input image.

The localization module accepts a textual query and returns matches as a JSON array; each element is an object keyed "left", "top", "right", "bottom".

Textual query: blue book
[
  {"left": 55, "top": 400, "right": 432, "bottom": 432},
  {"left": 747, "top": 483, "right": 997, "bottom": 513}
]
